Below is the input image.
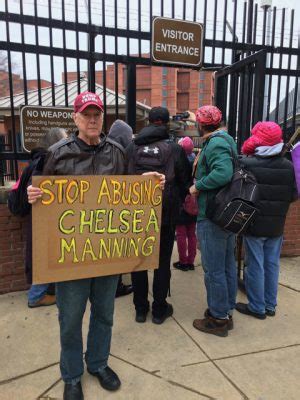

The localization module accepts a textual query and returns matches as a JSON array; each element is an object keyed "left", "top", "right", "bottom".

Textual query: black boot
[{"left": 63, "top": 382, "right": 84, "bottom": 400}]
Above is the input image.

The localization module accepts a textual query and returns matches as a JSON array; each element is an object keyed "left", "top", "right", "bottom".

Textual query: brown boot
[
  {"left": 193, "top": 315, "right": 229, "bottom": 337},
  {"left": 28, "top": 294, "right": 56, "bottom": 308},
  {"left": 204, "top": 308, "right": 234, "bottom": 330}
]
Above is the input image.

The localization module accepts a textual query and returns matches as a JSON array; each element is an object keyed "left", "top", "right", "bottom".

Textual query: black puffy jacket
[{"left": 241, "top": 154, "right": 295, "bottom": 237}]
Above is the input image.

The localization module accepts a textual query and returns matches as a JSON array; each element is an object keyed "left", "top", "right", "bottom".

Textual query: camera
[{"left": 172, "top": 111, "right": 190, "bottom": 121}]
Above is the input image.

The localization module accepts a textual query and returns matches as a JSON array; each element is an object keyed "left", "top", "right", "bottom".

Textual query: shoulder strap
[
  {"left": 202, "top": 133, "right": 238, "bottom": 172},
  {"left": 105, "top": 137, "right": 126, "bottom": 155}
]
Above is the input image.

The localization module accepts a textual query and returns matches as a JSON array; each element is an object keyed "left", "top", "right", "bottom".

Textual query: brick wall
[
  {"left": 281, "top": 200, "right": 300, "bottom": 256},
  {"left": 0, "top": 196, "right": 299, "bottom": 295},
  {"left": 0, "top": 203, "right": 29, "bottom": 295}
]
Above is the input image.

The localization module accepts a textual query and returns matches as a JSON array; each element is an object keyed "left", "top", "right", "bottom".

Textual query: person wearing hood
[
  {"left": 126, "top": 106, "right": 191, "bottom": 324},
  {"left": 236, "top": 121, "right": 296, "bottom": 319},
  {"left": 107, "top": 120, "right": 133, "bottom": 298}
]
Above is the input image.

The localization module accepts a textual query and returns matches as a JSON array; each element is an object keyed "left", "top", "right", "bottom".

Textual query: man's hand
[
  {"left": 27, "top": 185, "right": 43, "bottom": 204},
  {"left": 142, "top": 172, "right": 166, "bottom": 190},
  {"left": 189, "top": 184, "right": 199, "bottom": 196}
]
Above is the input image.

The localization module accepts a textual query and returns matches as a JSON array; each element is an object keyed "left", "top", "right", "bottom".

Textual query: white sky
[{"left": 0, "top": 0, "right": 298, "bottom": 112}]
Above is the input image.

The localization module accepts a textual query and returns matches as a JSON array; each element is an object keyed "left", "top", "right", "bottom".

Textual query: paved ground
[{"left": 0, "top": 248, "right": 300, "bottom": 400}]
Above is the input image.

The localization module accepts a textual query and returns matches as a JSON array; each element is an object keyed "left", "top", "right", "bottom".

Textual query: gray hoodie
[{"left": 108, "top": 119, "right": 133, "bottom": 150}]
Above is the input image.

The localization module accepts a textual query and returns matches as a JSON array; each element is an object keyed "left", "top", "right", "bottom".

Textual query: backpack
[
  {"left": 7, "top": 156, "right": 42, "bottom": 217},
  {"left": 127, "top": 140, "right": 175, "bottom": 223},
  {"left": 203, "top": 134, "right": 259, "bottom": 234}
]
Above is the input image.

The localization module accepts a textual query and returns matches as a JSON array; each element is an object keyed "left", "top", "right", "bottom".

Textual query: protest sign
[{"left": 32, "top": 175, "right": 162, "bottom": 284}]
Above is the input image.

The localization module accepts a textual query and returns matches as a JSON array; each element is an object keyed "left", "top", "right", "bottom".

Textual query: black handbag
[{"left": 204, "top": 134, "right": 259, "bottom": 234}]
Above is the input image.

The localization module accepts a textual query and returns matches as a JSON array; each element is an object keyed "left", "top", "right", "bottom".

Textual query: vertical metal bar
[
  {"left": 275, "top": 8, "right": 285, "bottom": 122},
  {"left": 20, "top": 0, "right": 28, "bottom": 105},
  {"left": 114, "top": 0, "right": 119, "bottom": 119},
  {"left": 231, "top": 0, "right": 238, "bottom": 64},
  {"left": 75, "top": 0, "right": 80, "bottom": 94},
  {"left": 202, "top": 0, "right": 207, "bottom": 64},
  {"left": 253, "top": 50, "right": 266, "bottom": 125},
  {"left": 237, "top": 68, "right": 246, "bottom": 151},
  {"left": 214, "top": 74, "right": 228, "bottom": 120},
  {"left": 247, "top": 0, "right": 253, "bottom": 45},
  {"left": 228, "top": 72, "right": 238, "bottom": 140},
  {"left": 193, "top": 0, "right": 197, "bottom": 22},
  {"left": 138, "top": 0, "right": 141, "bottom": 57},
  {"left": 292, "top": 35, "right": 300, "bottom": 133},
  {"left": 282, "top": 9, "right": 294, "bottom": 140},
  {"left": 241, "top": 2, "right": 247, "bottom": 58},
  {"left": 183, "top": 0, "right": 186, "bottom": 20},
  {"left": 252, "top": 3, "right": 258, "bottom": 44},
  {"left": 211, "top": 0, "right": 218, "bottom": 65},
  {"left": 48, "top": 0, "right": 55, "bottom": 105},
  {"left": 102, "top": 0, "right": 107, "bottom": 132},
  {"left": 126, "top": 64, "right": 136, "bottom": 132},
  {"left": 266, "top": 6, "right": 276, "bottom": 120},
  {"left": 34, "top": 0, "right": 42, "bottom": 105},
  {"left": 171, "top": 0, "right": 174, "bottom": 19},
  {"left": 5, "top": 0, "right": 18, "bottom": 178},
  {"left": 161, "top": 0, "right": 164, "bottom": 16},
  {"left": 262, "top": 6, "right": 267, "bottom": 45},
  {"left": 221, "top": 0, "right": 228, "bottom": 66},
  {"left": 126, "top": 0, "right": 130, "bottom": 57},
  {"left": 62, "top": 0, "right": 68, "bottom": 105}
]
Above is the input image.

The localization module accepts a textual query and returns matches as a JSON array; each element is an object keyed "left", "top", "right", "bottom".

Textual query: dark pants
[{"left": 131, "top": 224, "right": 176, "bottom": 318}]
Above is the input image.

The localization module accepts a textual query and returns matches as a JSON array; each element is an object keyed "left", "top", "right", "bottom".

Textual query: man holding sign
[{"left": 27, "top": 92, "right": 165, "bottom": 400}]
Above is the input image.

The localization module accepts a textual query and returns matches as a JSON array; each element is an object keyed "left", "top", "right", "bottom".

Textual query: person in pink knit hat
[
  {"left": 173, "top": 137, "right": 197, "bottom": 271},
  {"left": 236, "top": 121, "right": 296, "bottom": 320}
]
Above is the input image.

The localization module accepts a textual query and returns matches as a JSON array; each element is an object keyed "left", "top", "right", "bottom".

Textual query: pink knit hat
[
  {"left": 242, "top": 121, "right": 283, "bottom": 155},
  {"left": 178, "top": 137, "right": 194, "bottom": 155},
  {"left": 196, "top": 105, "right": 222, "bottom": 126}
]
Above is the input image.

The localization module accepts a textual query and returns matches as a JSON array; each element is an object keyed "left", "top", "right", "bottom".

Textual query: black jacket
[
  {"left": 126, "top": 124, "right": 191, "bottom": 226},
  {"left": 241, "top": 154, "right": 295, "bottom": 237}
]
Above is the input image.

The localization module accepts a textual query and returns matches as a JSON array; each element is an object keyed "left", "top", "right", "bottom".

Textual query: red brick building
[
  {"left": 66, "top": 63, "right": 214, "bottom": 116},
  {"left": 0, "top": 69, "right": 51, "bottom": 98}
]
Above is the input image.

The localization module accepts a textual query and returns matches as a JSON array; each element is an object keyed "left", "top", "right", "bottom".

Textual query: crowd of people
[{"left": 12, "top": 90, "right": 295, "bottom": 400}]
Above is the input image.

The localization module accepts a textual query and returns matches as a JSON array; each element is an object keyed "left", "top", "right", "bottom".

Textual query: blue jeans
[
  {"left": 56, "top": 275, "right": 119, "bottom": 384},
  {"left": 197, "top": 219, "right": 237, "bottom": 319},
  {"left": 244, "top": 235, "right": 283, "bottom": 314},
  {"left": 28, "top": 284, "right": 49, "bottom": 305}
]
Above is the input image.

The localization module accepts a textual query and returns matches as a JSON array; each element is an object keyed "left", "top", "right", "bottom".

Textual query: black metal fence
[{"left": 0, "top": 0, "right": 299, "bottom": 182}]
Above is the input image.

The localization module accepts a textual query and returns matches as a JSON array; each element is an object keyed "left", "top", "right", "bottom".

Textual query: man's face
[{"left": 73, "top": 106, "right": 103, "bottom": 139}]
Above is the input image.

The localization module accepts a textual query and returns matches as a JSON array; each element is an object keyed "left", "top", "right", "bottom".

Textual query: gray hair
[{"left": 40, "top": 127, "right": 67, "bottom": 149}]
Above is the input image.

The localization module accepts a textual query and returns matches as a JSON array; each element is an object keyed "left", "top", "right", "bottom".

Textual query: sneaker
[
  {"left": 193, "top": 316, "right": 229, "bottom": 337},
  {"left": 135, "top": 310, "right": 148, "bottom": 323},
  {"left": 28, "top": 294, "right": 56, "bottom": 308},
  {"left": 174, "top": 262, "right": 189, "bottom": 271},
  {"left": 152, "top": 304, "right": 174, "bottom": 324},
  {"left": 204, "top": 308, "right": 233, "bottom": 330},
  {"left": 235, "top": 302, "right": 266, "bottom": 320},
  {"left": 63, "top": 382, "right": 83, "bottom": 400},
  {"left": 187, "top": 263, "right": 195, "bottom": 270},
  {"left": 265, "top": 309, "right": 276, "bottom": 317}
]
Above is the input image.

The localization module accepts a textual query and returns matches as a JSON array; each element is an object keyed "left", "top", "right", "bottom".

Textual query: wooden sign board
[
  {"left": 152, "top": 17, "right": 203, "bottom": 67},
  {"left": 32, "top": 175, "right": 162, "bottom": 284}
]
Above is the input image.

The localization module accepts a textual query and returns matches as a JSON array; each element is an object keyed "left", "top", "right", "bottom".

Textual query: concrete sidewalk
[{"left": 0, "top": 249, "right": 300, "bottom": 400}]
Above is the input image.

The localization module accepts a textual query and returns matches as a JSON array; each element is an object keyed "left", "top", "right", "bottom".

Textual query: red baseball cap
[{"left": 73, "top": 91, "right": 104, "bottom": 113}]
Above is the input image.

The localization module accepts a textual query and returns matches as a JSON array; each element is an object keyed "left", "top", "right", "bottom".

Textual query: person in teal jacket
[{"left": 190, "top": 105, "right": 237, "bottom": 338}]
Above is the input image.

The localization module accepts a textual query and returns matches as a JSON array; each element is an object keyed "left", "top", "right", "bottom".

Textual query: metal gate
[{"left": 0, "top": 0, "right": 299, "bottom": 183}]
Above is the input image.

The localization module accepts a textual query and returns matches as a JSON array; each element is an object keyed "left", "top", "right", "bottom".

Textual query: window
[
  {"left": 162, "top": 99, "right": 167, "bottom": 107},
  {"left": 162, "top": 89, "right": 167, "bottom": 97},
  {"left": 177, "top": 72, "right": 190, "bottom": 91},
  {"left": 162, "top": 67, "right": 168, "bottom": 75}
]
